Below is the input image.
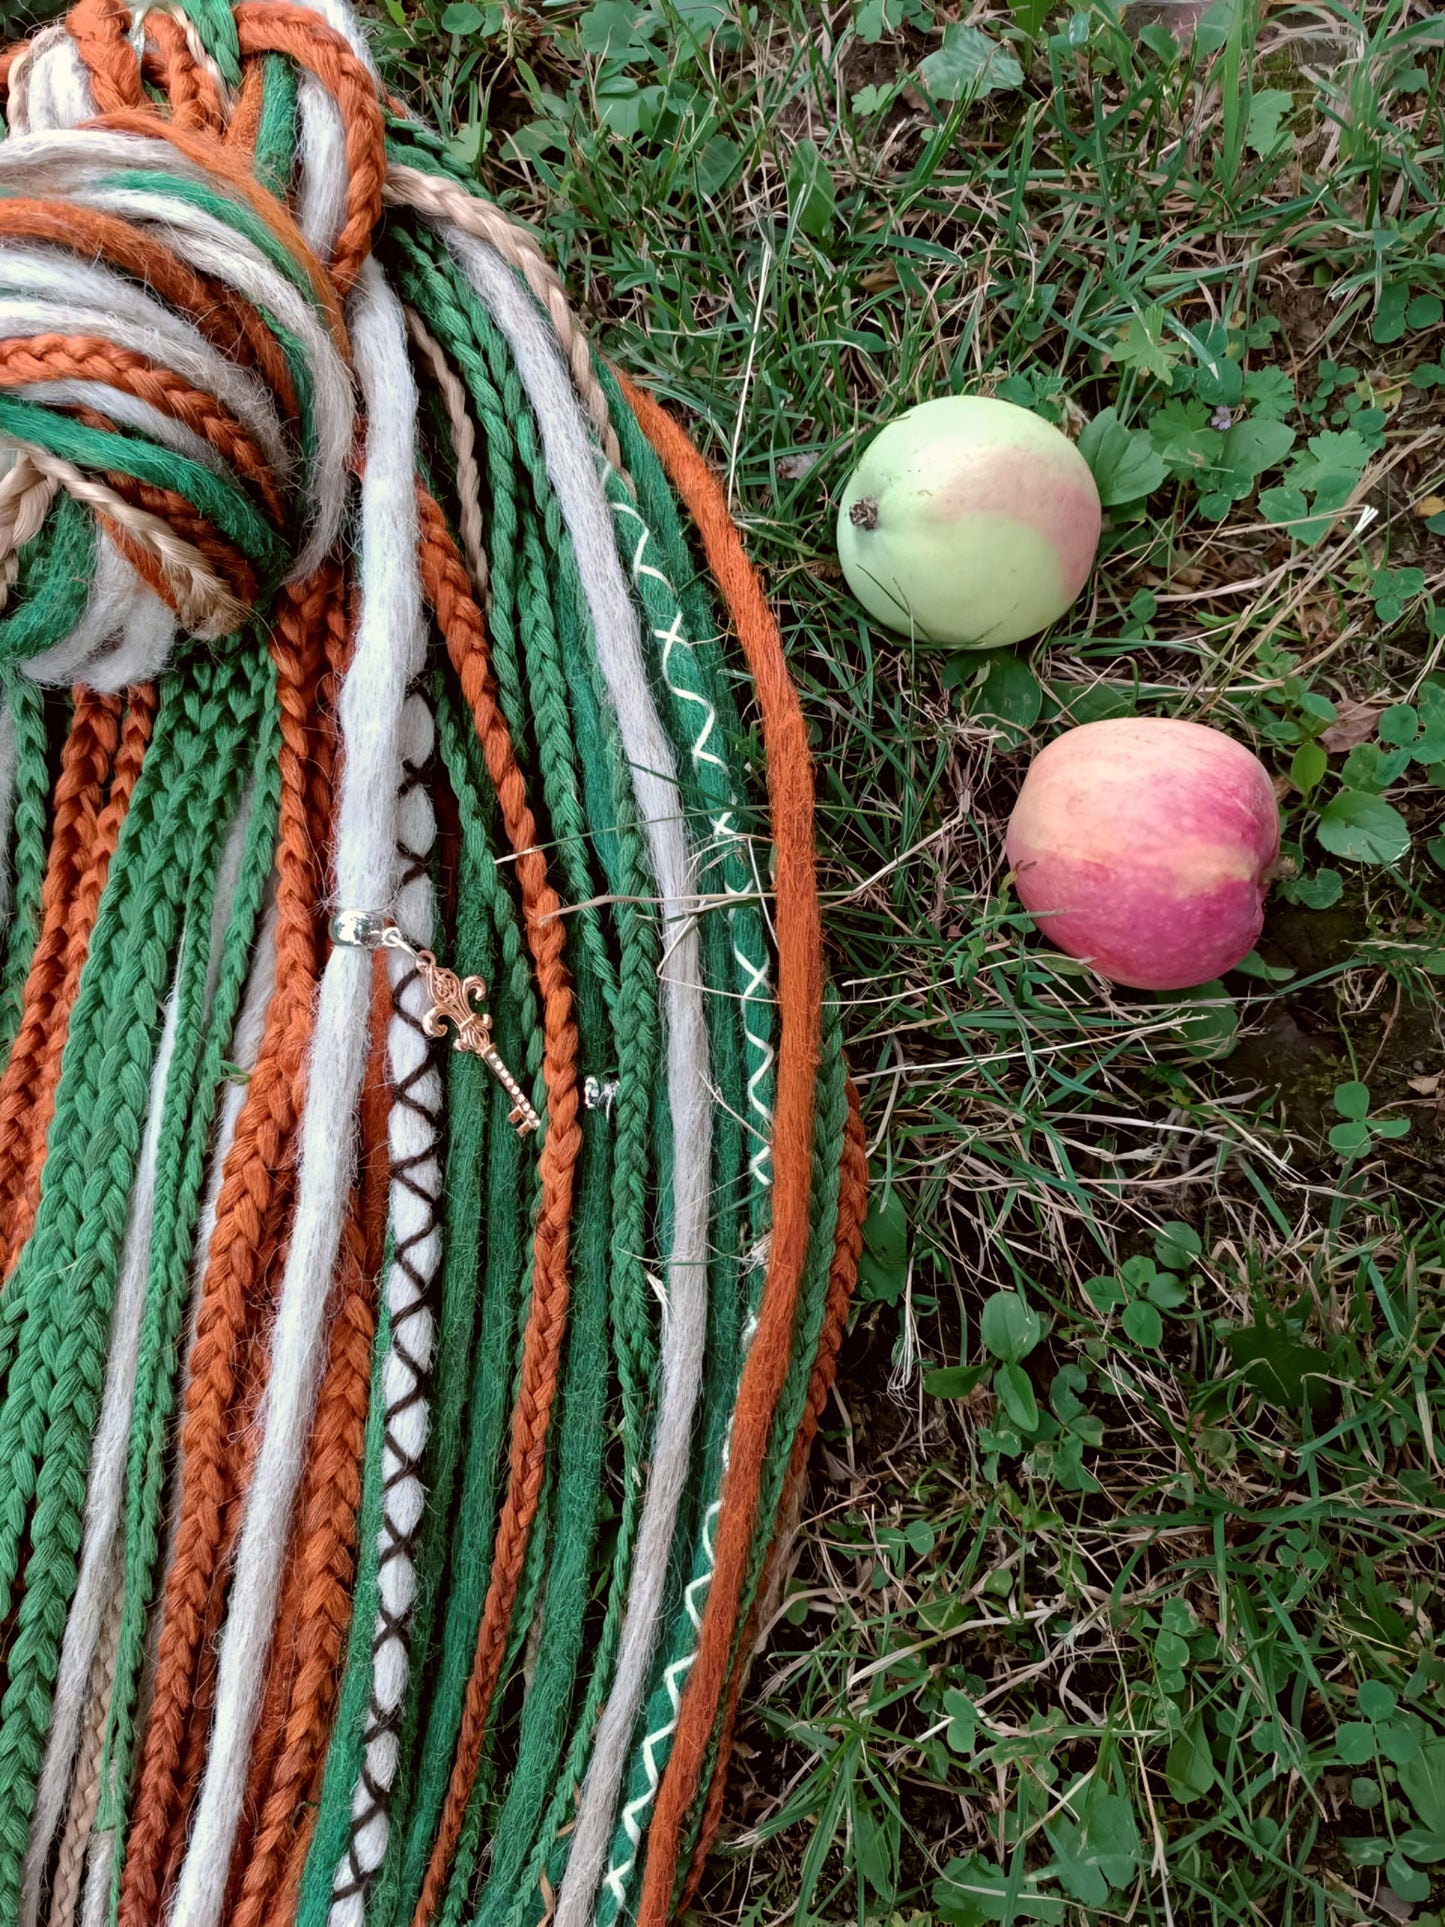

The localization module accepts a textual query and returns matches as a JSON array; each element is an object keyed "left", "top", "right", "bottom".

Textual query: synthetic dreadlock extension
[{"left": 0, "top": 6, "right": 864, "bottom": 1927}]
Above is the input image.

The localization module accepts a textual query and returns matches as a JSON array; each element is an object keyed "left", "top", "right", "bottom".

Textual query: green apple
[{"left": 836, "top": 394, "right": 1102, "bottom": 648}]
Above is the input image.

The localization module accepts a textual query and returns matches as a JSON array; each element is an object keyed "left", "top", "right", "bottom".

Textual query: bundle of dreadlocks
[{"left": 0, "top": 3, "right": 865, "bottom": 1924}]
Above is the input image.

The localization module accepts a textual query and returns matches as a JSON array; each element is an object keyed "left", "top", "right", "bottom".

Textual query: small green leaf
[
  {"left": 1280, "top": 866, "right": 1343, "bottom": 909},
  {"left": 1334, "top": 1080, "right": 1371, "bottom": 1121},
  {"left": 1336, "top": 1722, "right": 1377, "bottom": 1766},
  {"left": 1399, "top": 1744, "right": 1445, "bottom": 1832},
  {"left": 1010, "top": 0, "right": 1053, "bottom": 35},
  {"left": 995, "top": 1361, "right": 1040, "bottom": 1431},
  {"left": 924, "top": 1362, "right": 990, "bottom": 1400},
  {"left": 578, "top": 0, "right": 656, "bottom": 57},
  {"left": 1154, "top": 1629, "right": 1191, "bottom": 1671},
  {"left": 440, "top": 0, "right": 484, "bottom": 29},
  {"left": 693, "top": 132, "right": 742, "bottom": 196},
  {"left": 1342, "top": 1833, "right": 1389, "bottom": 1866},
  {"left": 935, "top": 1855, "right": 1070, "bottom": 1923},
  {"left": 980, "top": 1290, "right": 1042, "bottom": 1363},
  {"left": 856, "top": 1187, "right": 908, "bottom": 1305},
  {"left": 1113, "top": 305, "right": 1180, "bottom": 383},
  {"left": 1373, "top": 282, "right": 1410, "bottom": 344},
  {"left": 918, "top": 23, "right": 1025, "bottom": 100},
  {"left": 1316, "top": 791, "right": 1411, "bottom": 865},
  {"left": 969, "top": 651, "right": 1043, "bottom": 740},
  {"left": 850, "top": 80, "right": 904, "bottom": 115},
  {"left": 1077, "top": 407, "right": 1170, "bottom": 507},
  {"left": 1329, "top": 1120, "right": 1372, "bottom": 1157},
  {"left": 786, "top": 137, "right": 836, "bottom": 239},
  {"left": 1380, "top": 1715, "right": 1426, "bottom": 1767},
  {"left": 1224, "top": 1324, "right": 1333, "bottom": 1411},
  {"left": 1154, "top": 1221, "right": 1201, "bottom": 1269},
  {"left": 1147, "top": 1271, "right": 1190, "bottom": 1310},
  {"left": 943, "top": 1688, "right": 977, "bottom": 1755},
  {"left": 1245, "top": 86, "right": 1295, "bottom": 156},
  {"left": 1166, "top": 1710, "right": 1217, "bottom": 1801},
  {"left": 905, "top": 1516, "right": 936, "bottom": 1557},
  {"left": 1053, "top": 1432, "right": 1102, "bottom": 1491},
  {"left": 854, "top": 1795, "right": 898, "bottom": 1900},
  {"left": 1386, "top": 1851, "right": 1431, "bottom": 1905},
  {"left": 1291, "top": 740, "right": 1327, "bottom": 794},
  {"left": 1358, "top": 1680, "right": 1398, "bottom": 1721},
  {"left": 1083, "top": 1273, "right": 1126, "bottom": 1314},
  {"left": 1259, "top": 484, "right": 1308, "bottom": 526},
  {"left": 1161, "top": 979, "right": 1238, "bottom": 1060},
  {"left": 1243, "top": 365, "right": 1296, "bottom": 419},
  {"left": 1122, "top": 1300, "right": 1164, "bottom": 1348},
  {"left": 1378, "top": 703, "right": 1419, "bottom": 747},
  {"left": 1221, "top": 415, "right": 1296, "bottom": 478}
]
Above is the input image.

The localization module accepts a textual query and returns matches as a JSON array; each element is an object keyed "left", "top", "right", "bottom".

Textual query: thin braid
[
  {"left": 0, "top": 680, "right": 51, "bottom": 1064},
  {"left": 409, "top": 490, "right": 581, "bottom": 1926},
  {"left": 0, "top": 336, "right": 286, "bottom": 517},
  {"left": 117, "top": 572, "right": 331, "bottom": 1927},
  {"left": 229, "top": 968, "right": 390, "bottom": 1927},
  {"left": 231, "top": 3, "right": 384, "bottom": 298},
  {"left": 404, "top": 309, "right": 487, "bottom": 602},
  {"left": 140, "top": 8, "right": 223, "bottom": 131},
  {"left": 47, "top": 1571, "right": 123, "bottom": 1927},
  {"left": 0, "top": 456, "right": 60, "bottom": 609},
  {"left": 65, "top": 0, "right": 143, "bottom": 112},
  {"left": 680, "top": 1077, "right": 867, "bottom": 1908},
  {"left": 385, "top": 165, "right": 626, "bottom": 480},
  {"left": 621, "top": 377, "right": 825, "bottom": 1927},
  {"left": 0, "top": 690, "right": 120, "bottom": 1277},
  {"left": 11, "top": 689, "right": 156, "bottom": 1251},
  {"left": 0, "top": 652, "right": 267, "bottom": 1919},
  {"left": 9, "top": 444, "right": 245, "bottom": 639},
  {"left": 0, "top": 203, "right": 302, "bottom": 418}
]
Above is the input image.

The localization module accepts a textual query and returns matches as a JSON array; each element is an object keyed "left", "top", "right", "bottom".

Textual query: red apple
[{"left": 1006, "top": 717, "right": 1280, "bottom": 991}]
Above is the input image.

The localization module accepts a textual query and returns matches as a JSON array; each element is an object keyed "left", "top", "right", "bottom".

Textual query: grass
[
  {"left": 432, "top": 6, "right": 1445, "bottom": 1920},
  {"left": 12, "top": 0, "right": 1445, "bottom": 1917}
]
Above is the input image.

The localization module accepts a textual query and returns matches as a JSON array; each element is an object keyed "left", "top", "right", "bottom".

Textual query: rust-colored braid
[
  {"left": 225, "top": 57, "right": 266, "bottom": 155},
  {"left": 117, "top": 567, "right": 336, "bottom": 1927},
  {"left": 58, "top": 399, "right": 262, "bottom": 609},
  {"left": 681, "top": 1081, "right": 868, "bottom": 1909},
  {"left": 88, "top": 463, "right": 260, "bottom": 611},
  {"left": 0, "top": 692, "right": 121, "bottom": 1279},
  {"left": 0, "top": 42, "right": 27, "bottom": 101},
  {"left": 10, "top": 689, "right": 156, "bottom": 1251},
  {"left": 140, "top": 8, "right": 223, "bottom": 131},
  {"left": 155, "top": 1157, "right": 297, "bottom": 1909},
  {"left": 0, "top": 336, "right": 284, "bottom": 520},
  {"left": 410, "top": 489, "right": 582, "bottom": 1925},
  {"left": 230, "top": 962, "right": 391, "bottom": 1927},
  {"left": 94, "top": 519, "right": 210, "bottom": 629},
  {"left": 66, "top": 0, "right": 142, "bottom": 112},
  {"left": 619, "top": 377, "right": 825, "bottom": 1927},
  {"left": 233, "top": 4, "right": 385, "bottom": 300},
  {"left": 0, "top": 204, "right": 301, "bottom": 420}
]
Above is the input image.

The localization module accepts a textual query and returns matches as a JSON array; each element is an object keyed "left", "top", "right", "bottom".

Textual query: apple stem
[{"left": 848, "top": 498, "right": 879, "bottom": 530}]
